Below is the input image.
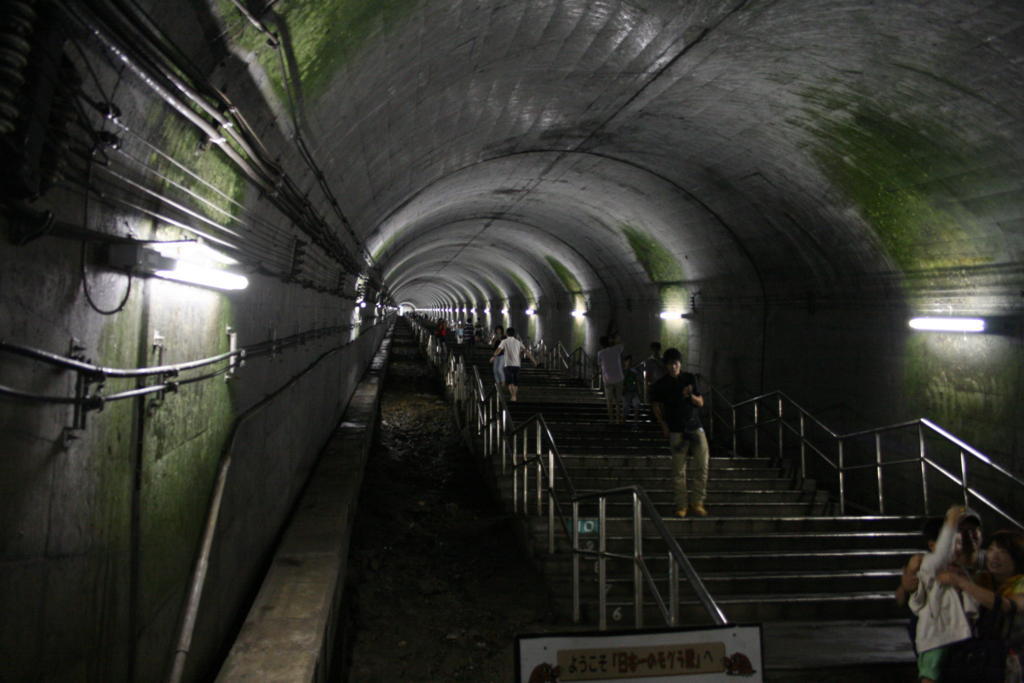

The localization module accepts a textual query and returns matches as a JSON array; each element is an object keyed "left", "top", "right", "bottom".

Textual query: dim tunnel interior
[{"left": 1, "top": 0, "right": 1022, "bottom": 680}]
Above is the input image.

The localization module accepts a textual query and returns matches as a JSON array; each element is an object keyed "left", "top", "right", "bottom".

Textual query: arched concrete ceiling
[
  {"left": 263, "top": 0, "right": 1023, "bottom": 308},
  {"left": 370, "top": 152, "right": 769, "bottom": 308},
  {"left": 384, "top": 224, "right": 581, "bottom": 304}
]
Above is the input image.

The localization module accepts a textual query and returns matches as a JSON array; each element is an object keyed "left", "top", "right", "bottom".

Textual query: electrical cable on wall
[
  {"left": 0, "top": 320, "right": 382, "bottom": 410},
  {"left": 80, "top": 134, "right": 133, "bottom": 315},
  {"left": 7, "top": 0, "right": 366, "bottom": 297}
]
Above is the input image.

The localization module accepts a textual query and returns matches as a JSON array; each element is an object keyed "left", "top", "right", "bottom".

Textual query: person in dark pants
[{"left": 649, "top": 348, "right": 708, "bottom": 517}]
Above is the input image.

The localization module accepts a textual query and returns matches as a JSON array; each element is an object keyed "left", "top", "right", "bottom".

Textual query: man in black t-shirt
[{"left": 649, "top": 348, "right": 709, "bottom": 518}]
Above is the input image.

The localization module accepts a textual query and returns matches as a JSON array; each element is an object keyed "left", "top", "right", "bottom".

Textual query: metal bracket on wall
[
  {"left": 226, "top": 327, "right": 242, "bottom": 381},
  {"left": 148, "top": 331, "right": 167, "bottom": 414},
  {"left": 64, "top": 337, "right": 103, "bottom": 446}
]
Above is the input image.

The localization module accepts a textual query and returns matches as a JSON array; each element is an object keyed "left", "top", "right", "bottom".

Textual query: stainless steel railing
[
  {"left": 571, "top": 486, "right": 727, "bottom": 629},
  {"left": 407, "top": 317, "right": 726, "bottom": 629},
  {"left": 707, "top": 387, "right": 1024, "bottom": 528}
]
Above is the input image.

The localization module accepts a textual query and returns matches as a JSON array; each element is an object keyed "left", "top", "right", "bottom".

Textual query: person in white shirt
[
  {"left": 596, "top": 335, "right": 625, "bottom": 424},
  {"left": 491, "top": 327, "right": 534, "bottom": 402}
]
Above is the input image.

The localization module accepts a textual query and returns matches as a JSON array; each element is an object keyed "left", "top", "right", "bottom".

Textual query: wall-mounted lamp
[
  {"left": 107, "top": 242, "right": 249, "bottom": 291},
  {"left": 659, "top": 311, "right": 687, "bottom": 320},
  {"left": 571, "top": 309, "right": 586, "bottom": 319},
  {"left": 909, "top": 317, "right": 985, "bottom": 332},
  {"left": 525, "top": 307, "right": 537, "bottom": 316},
  {"left": 501, "top": 308, "right": 509, "bottom": 315}
]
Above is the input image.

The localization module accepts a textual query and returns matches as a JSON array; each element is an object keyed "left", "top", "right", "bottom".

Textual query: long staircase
[{"left": 428, "top": 328, "right": 929, "bottom": 677}]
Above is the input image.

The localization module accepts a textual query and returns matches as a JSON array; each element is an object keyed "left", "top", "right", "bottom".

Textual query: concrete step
[
  {"left": 525, "top": 514, "right": 926, "bottom": 536},
  {"left": 557, "top": 568, "right": 902, "bottom": 598},
  {"left": 563, "top": 591, "right": 906, "bottom": 625},
  {"left": 566, "top": 474, "right": 797, "bottom": 490},
  {"left": 530, "top": 530, "right": 918, "bottom": 555},
  {"left": 538, "top": 548, "right": 911, "bottom": 575}
]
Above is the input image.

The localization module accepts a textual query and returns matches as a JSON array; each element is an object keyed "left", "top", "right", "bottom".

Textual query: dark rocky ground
[{"left": 342, "top": 343, "right": 561, "bottom": 681}]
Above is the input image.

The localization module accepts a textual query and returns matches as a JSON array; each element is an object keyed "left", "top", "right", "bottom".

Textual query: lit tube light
[
  {"left": 154, "top": 262, "right": 249, "bottom": 291},
  {"left": 501, "top": 308, "right": 509, "bottom": 315},
  {"left": 525, "top": 307, "right": 537, "bottom": 316},
  {"left": 659, "top": 311, "right": 684, "bottom": 320},
  {"left": 571, "top": 309, "right": 586, "bottom": 318},
  {"left": 108, "top": 242, "right": 249, "bottom": 291},
  {"left": 909, "top": 317, "right": 985, "bottom": 333}
]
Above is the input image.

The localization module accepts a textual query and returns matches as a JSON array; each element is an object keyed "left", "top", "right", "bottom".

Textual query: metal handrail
[
  {"left": 571, "top": 486, "right": 728, "bottom": 629},
  {"left": 707, "top": 387, "right": 1024, "bottom": 528},
  {"left": 408, "top": 321, "right": 726, "bottom": 629}
]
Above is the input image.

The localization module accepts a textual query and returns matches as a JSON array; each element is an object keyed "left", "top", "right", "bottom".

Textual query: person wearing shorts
[{"left": 491, "top": 327, "right": 532, "bottom": 401}]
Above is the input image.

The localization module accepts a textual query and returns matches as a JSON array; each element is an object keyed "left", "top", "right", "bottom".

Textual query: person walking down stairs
[{"left": 649, "top": 348, "right": 709, "bottom": 518}]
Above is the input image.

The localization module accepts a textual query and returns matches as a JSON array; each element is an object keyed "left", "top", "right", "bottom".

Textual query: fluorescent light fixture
[
  {"left": 483, "top": 308, "right": 490, "bottom": 314},
  {"left": 659, "top": 311, "right": 684, "bottom": 320},
  {"left": 155, "top": 262, "right": 248, "bottom": 291},
  {"left": 108, "top": 242, "right": 248, "bottom": 291},
  {"left": 151, "top": 240, "right": 239, "bottom": 266},
  {"left": 909, "top": 317, "right": 985, "bottom": 332},
  {"left": 571, "top": 309, "right": 586, "bottom": 318},
  {"left": 525, "top": 307, "right": 536, "bottom": 316},
  {"left": 501, "top": 308, "right": 509, "bottom": 315}
]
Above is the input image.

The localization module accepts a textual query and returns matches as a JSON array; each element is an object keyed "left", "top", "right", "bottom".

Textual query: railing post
[
  {"left": 919, "top": 423, "right": 929, "bottom": 516},
  {"left": 875, "top": 432, "right": 884, "bottom": 514},
  {"left": 484, "top": 398, "right": 491, "bottom": 456},
  {"left": 838, "top": 439, "right": 846, "bottom": 515},
  {"left": 633, "top": 491, "right": 643, "bottom": 629},
  {"left": 799, "top": 412, "right": 807, "bottom": 480},
  {"left": 511, "top": 432, "right": 517, "bottom": 476},
  {"left": 669, "top": 551, "right": 679, "bottom": 626},
  {"left": 548, "top": 449, "right": 556, "bottom": 554},
  {"left": 599, "top": 496, "right": 607, "bottom": 631},
  {"left": 520, "top": 432, "right": 528, "bottom": 511},
  {"left": 572, "top": 501, "right": 581, "bottom": 624},
  {"left": 535, "top": 458, "right": 542, "bottom": 516},
  {"left": 512, "top": 448, "right": 519, "bottom": 514},
  {"left": 777, "top": 396, "right": 784, "bottom": 465},
  {"left": 731, "top": 408, "right": 737, "bottom": 458},
  {"left": 536, "top": 421, "right": 542, "bottom": 465},
  {"left": 501, "top": 409, "right": 508, "bottom": 473},
  {"left": 753, "top": 401, "right": 760, "bottom": 459},
  {"left": 960, "top": 450, "right": 969, "bottom": 507}
]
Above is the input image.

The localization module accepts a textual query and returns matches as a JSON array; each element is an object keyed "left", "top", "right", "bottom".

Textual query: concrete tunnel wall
[
  {"left": 1, "top": 0, "right": 1023, "bottom": 680},
  {"left": 0, "top": 1, "right": 390, "bottom": 680}
]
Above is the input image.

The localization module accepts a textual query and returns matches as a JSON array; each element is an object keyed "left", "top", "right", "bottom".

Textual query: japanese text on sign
[{"left": 556, "top": 641, "right": 726, "bottom": 680}]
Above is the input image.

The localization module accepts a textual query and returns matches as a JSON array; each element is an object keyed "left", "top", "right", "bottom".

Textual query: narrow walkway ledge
[{"left": 216, "top": 328, "right": 394, "bottom": 681}]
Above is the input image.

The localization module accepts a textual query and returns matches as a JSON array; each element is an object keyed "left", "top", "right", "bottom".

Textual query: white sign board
[{"left": 516, "top": 625, "right": 762, "bottom": 682}]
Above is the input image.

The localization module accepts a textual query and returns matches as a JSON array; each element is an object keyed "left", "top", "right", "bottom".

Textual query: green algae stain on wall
[
  {"left": 801, "top": 90, "right": 989, "bottom": 271},
  {"left": 507, "top": 270, "right": 533, "bottom": 304},
  {"left": 216, "top": 0, "right": 422, "bottom": 104},
  {"left": 622, "top": 225, "right": 684, "bottom": 283},
  {"left": 139, "top": 295, "right": 236, "bottom": 618},
  {"left": 93, "top": 290, "right": 147, "bottom": 565},
  {"left": 902, "top": 334, "right": 1018, "bottom": 455},
  {"left": 618, "top": 226, "right": 690, "bottom": 364},
  {"left": 545, "top": 256, "right": 582, "bottom": 294},
  {"left": 148, "top": 112, "right": 247, "bottom": 228}
]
